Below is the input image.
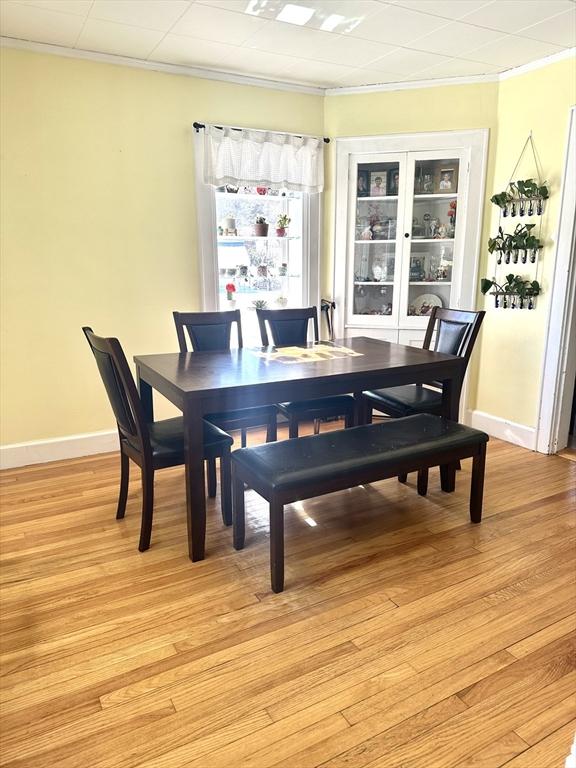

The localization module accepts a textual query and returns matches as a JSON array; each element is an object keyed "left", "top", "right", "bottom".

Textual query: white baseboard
[
  {"left": 0, "top": 430, "right": 118, "bottom": 470},
  {"left": 466, "top": 409, "right": 537, "bottom": 451}
]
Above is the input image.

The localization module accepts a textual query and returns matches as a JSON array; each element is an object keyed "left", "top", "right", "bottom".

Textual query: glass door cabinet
[{"left": 335, "top": 131, "right": 488, "bottom": 347}]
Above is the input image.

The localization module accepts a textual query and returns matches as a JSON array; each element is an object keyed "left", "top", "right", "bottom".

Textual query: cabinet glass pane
[
  {"left": 408, "top": 158, "right": 459, "bottom": 318},
  {"left": 354, "top": 161, "right": 400, "bottom": 318}
]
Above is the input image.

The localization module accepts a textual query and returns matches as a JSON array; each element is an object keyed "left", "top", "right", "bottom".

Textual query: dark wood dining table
[{"left": 135, "top": 337, "right": 465, "bottom": 562}]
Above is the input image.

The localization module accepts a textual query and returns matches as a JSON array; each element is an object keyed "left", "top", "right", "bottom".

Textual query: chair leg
[
  {"left": 288, "top": 417, "right": 299, "bottom": 439},
  {"left": 232, "top": 468, "right": 245, "bottom": 550},
  {"left": 241, "top": 428, "right": 247, "bottom": 448},
  {"left": 456, "top": 459, "right": 462, "bottom": 471},
  {"left": 220, "top": 451, "right": 232, "bottom": 526},
  {"left": 266, "top": 413, "right": 277, "bottom": 443},
  {"left": 365, "top": 403, "right": 373, "bottom": 425},
  {"left": 207, "top": 458, "right": 217, "bottom": 498},
  {"left": 344, "top": 410, "right": 354, "bottom": 429},
  {"left": 314, "top": 418, "right": 321, "bottom": 435},
  {"left": 116, "top": 449, "right": 129, "bottom": 519},
  {"left": 470, "top": 444, "right": 486, "bottom": 523},
  {"left": 417, "top": 468, "right": 429, "bottom": 496},
  {"left": 270, "top": 500, "right": 285, "bottom": 594},
  {"left": 398, "top": 473, "right": 408, "bottom": 484},
  {"left": 138, "top": 466, "right": 154, "bottom": 552},
  {"left": 440, "top": 464, "right": 456, "bottom": 493}
]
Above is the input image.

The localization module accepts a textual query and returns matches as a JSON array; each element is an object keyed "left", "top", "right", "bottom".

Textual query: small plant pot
[
  {"left": 254, "top": 223, "right": 269, "bottom": 237},
  {"left": 276, "top": 297, "right": 288, "bottom": 308},
  {"left": 276, "top": 227, "right": 287, "bottom": 237},
  {"left": 225, "top": 299, "right": 236, "bottom": 309}
]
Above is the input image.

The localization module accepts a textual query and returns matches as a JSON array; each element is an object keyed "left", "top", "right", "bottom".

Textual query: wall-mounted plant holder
[
  {"left": 491, "top": 178, "right": 549, "bottom": 218},
  {"left": 481, "top": 275, "right": 541, "bottom": 310}
]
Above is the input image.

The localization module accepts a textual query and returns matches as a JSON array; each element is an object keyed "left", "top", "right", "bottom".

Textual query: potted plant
[
  {"left": 225, "top": 282, "right": 236, "bottom": 308},
  {"left": 275, "top": 295, "right": 288, "bottom": 307},
  {"left": 251, "top": 299, "right": 268, "bottom": 310},
  {"left": 254, "top": 216, "right": 269, "bottom": 237},
  {"left": 276, "top": 214, "right": 291, "bottom": 237},
  {"left": 481, "top": 274, "right": 541, "bottom": 309},
  {"left": 490, "top": 179, "right": 549, "bottom": 217}
]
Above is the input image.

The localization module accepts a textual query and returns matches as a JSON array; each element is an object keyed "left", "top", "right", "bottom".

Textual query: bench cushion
[{"left": 232, "top": 414, "right": 488, "bottom": 492}]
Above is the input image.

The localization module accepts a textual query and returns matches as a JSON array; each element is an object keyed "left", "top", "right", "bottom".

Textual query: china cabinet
[{"left": 334, "top": 130, "right": 489, "bottom": 347}]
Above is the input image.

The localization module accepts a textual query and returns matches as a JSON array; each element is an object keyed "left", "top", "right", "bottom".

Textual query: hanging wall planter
[
  {"left": 491, "top": 179, "right": 549, "bottom": 218},
  {"left": 481, "top": 274, "right": 541, "bottom": 310}
]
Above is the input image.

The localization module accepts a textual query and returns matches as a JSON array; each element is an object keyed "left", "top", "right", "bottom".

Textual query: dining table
[{"left": 135, "top": 336, "right": 466, "bottom": 562}]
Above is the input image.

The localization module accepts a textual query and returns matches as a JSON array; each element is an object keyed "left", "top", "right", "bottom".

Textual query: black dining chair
[
  {"left": 173, "top": 310, "right": 277, "bottom": 447},
  {"left": 361, "top": 307, "right": 485, "bottom": 493},
  {"left": 256, "top": 306, "right": 355, "bottom": 438},
  {"left": 82, "top": 327, "right": 233, "bottom": 552}
]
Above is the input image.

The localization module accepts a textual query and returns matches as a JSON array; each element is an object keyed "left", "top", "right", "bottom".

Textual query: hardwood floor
[{"left": 1, "top": 424, "right": 575, "bottom": 767}]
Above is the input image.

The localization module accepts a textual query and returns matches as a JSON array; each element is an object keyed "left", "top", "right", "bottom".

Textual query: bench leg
[
  {"left": 270, "top": 500, "right": 285, "bottom": 594},
  {"left": 470, "top": 443, "right": 486, "bottom": 524},
  {"left": 398, "top": 473, "right": 407, "bottom": 484},
  {"left": 417, "top": 468, "right": 428, "bottom": 496},
  {"left": 232, "top": 468, "right": 245, "bottom": 550},
  {"left": 266, "top": 414, "right": 277, "bottom": 443},
  {"left": 207, "top": 458, "right": 217, "bottom": 498},
  {"left": 440, "top": 464, "right": 456, "bottom": 493}
]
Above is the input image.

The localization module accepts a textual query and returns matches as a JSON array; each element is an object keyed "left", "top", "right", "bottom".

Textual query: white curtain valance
[{"left": 202, "top": 125, "right": 324, "bottom": 193}]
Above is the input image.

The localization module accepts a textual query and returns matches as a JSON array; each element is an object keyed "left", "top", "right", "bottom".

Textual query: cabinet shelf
[
  {"left": 409, "top": 281, "right": 452, "bottom": 286},
  {"left": 411, "top": 238, "right": 455, "bottom": 243},
  {"left": 357, "top": 195, "right": 398, "bottom": 201},
  {"left": 413, "top": 193, "right": 458, "bottom": 200},
  {"left": 217, "top": 235, "right": 299, "bottom": 242},
  {"left": 354, "top": 239, "right": 395, "bottom": 244},
  {"left": 354, "top": 281, "right": 394, "bottom": 285}
]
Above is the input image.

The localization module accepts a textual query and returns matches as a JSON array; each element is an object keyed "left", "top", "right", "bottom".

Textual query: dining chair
[
  {"left": 173, "top": 310, "right": 277, "bottom": 447},
  {"left": 82, "top": 327, "right": 233, "bottom": 552},
  {"left": 256, "top": 306, "right": 355, "bottom": 438},
  {"left": 361, "top": 307, "right": 485, "bottom": 492}
]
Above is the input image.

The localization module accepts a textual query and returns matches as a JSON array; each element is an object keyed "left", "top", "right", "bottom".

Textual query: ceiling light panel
[{"left": 276, "top": 3, "right": 315, "bottom": 25}]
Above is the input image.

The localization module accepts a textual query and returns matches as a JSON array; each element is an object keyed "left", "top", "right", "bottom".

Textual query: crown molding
[
  {"left": 1, "top": 35, "right": 573, "bottom": 98},
  {"left": 0, "top": 37, "right": 324, "bottom": 96}
]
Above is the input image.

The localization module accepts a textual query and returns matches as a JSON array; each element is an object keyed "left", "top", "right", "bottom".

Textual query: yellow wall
[
  {"left": 473, "top": 58, "right": 576, "bottom": 426},
  {"left": 324, "top": 60, "right": 575, "bottom": 428},
  {"left": 1, "top": 47, "right": 574, "bottom": 447},
  {"left": 0, "top": 48, "right": 323, "bottom": 444}
]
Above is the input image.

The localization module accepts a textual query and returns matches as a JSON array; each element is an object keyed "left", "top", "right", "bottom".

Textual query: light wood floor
[{"left": 1, "top": 424, "right": 575, "bottom": 767}]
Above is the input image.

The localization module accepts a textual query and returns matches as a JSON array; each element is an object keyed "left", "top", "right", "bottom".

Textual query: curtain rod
[{"left": 193, "top": 121, "right": 330, "bottom": 144}]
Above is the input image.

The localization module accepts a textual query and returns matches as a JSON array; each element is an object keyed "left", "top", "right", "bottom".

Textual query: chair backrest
[
  {"left": 82, "top": 327, "right": 149, "bottom": 450},
  {"left": 172, "top": 310, "right": 243, "bottom": 352},
  {"left": 256, "top": 307, "right": 319, "bottom": 347},
  {"left": 423, "top": 307, "right": 485, "bottom": 374}
]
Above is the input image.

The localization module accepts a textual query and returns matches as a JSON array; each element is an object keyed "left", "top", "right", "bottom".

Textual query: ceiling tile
[
  {"left": 148, "top": 33, "right": 237, "bottom": 67},
  {"left": 280, "top": 58, "right": 358, "bottom": 86},
  {"left": 410, "top": 20, "right": 505, "bottom": 56},
  {"left": 13, "top": 0, "right": 92, "bottom": 16},
  {"left": 389, "top": 0, "right": 493, "bottom": 21},
  {"left": 516, "top": 8, "right": 576, "bottom": 48},
  {"left": 334, "top": 67, "right": 405, "bottom": 86},
  {"left": 460, "top": 0, "right": 574, "bottom": 34},
  {"left": 172, "top": 4, "right": 267, "bottom": 44},
  {"left": 466, "top": 33, "right": 564, "bottom": 68},
  {"left": 90, "top": 0, "right": 191, "bottom": 32},
  {"left": 416, "top": 56, "right": 502, "bottom": 79},
  {"left": 348, "top": 3, "right": 451, "bottom": 44},
  {"left": 242, "top": 19, "right": 395, "bottom": 66},
  {"left": 370, "top": 46, "right": 452, "bottom": 75},
  {"left": 76, "top": 18, "right": 165, "bottom": 58},
  {"left": 0, "top": 0, "right": 84, "bottom": 45}
]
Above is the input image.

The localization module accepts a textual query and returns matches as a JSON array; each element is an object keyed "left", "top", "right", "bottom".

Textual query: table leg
[
  {"left": 353, "top": 392, "right": 365, "bottom": 426},
  {"left": 183, "top": 401, "right": 207, "bottom": 561},
  {"left": 137, "top": 366, "right": 154, "bottom": 422}
]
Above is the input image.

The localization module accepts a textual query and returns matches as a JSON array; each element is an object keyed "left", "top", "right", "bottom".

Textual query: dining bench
[{"left": 231, "top": 414, "right": 489, "bottom": 593}]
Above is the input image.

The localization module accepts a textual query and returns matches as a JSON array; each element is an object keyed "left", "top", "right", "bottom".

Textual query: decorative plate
[{"left": 412, "top": 293, "right": 443, "bottom": 316}]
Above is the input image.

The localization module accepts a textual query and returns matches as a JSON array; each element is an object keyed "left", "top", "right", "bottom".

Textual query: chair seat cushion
[
  {"left": 364, "top": 385, "right": 442, "bottom": 417},
  {"left": 207, "top": 405, "right": 277, "bottom": 429},
  {"left": 127, "top": 417, "right": 233, "bottom": 462},
  {"left": 232, "top": 414, "right": 487, "bottom": 493},
  {"left": 278, "top": 394, "right": 355, "bottom": 417}
]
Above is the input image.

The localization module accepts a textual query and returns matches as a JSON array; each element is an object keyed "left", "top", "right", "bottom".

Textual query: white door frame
[{"left": 536, "top": 105, "right": 576, "bottom": 454}]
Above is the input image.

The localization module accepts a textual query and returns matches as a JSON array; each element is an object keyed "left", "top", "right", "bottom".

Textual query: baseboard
[
  {"left": 0, "top": 430, "right": 118, "bottom": 470},
  {"left": 466, "top": 409, "right": 537, "bottom": 450}
]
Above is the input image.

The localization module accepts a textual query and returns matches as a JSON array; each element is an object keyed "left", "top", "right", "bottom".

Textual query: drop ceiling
[{"left": 1, "top": 0, "right": 575, "bottom": 90}]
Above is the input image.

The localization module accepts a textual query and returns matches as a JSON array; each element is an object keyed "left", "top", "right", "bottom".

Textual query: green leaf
[{"left": 480, "top": 278, "right": 494, "bottom": 295}]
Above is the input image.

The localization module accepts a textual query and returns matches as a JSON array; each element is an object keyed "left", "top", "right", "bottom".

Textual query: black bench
[{"left": 231, "top": 414, "right": 489, "bottom": 593}]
